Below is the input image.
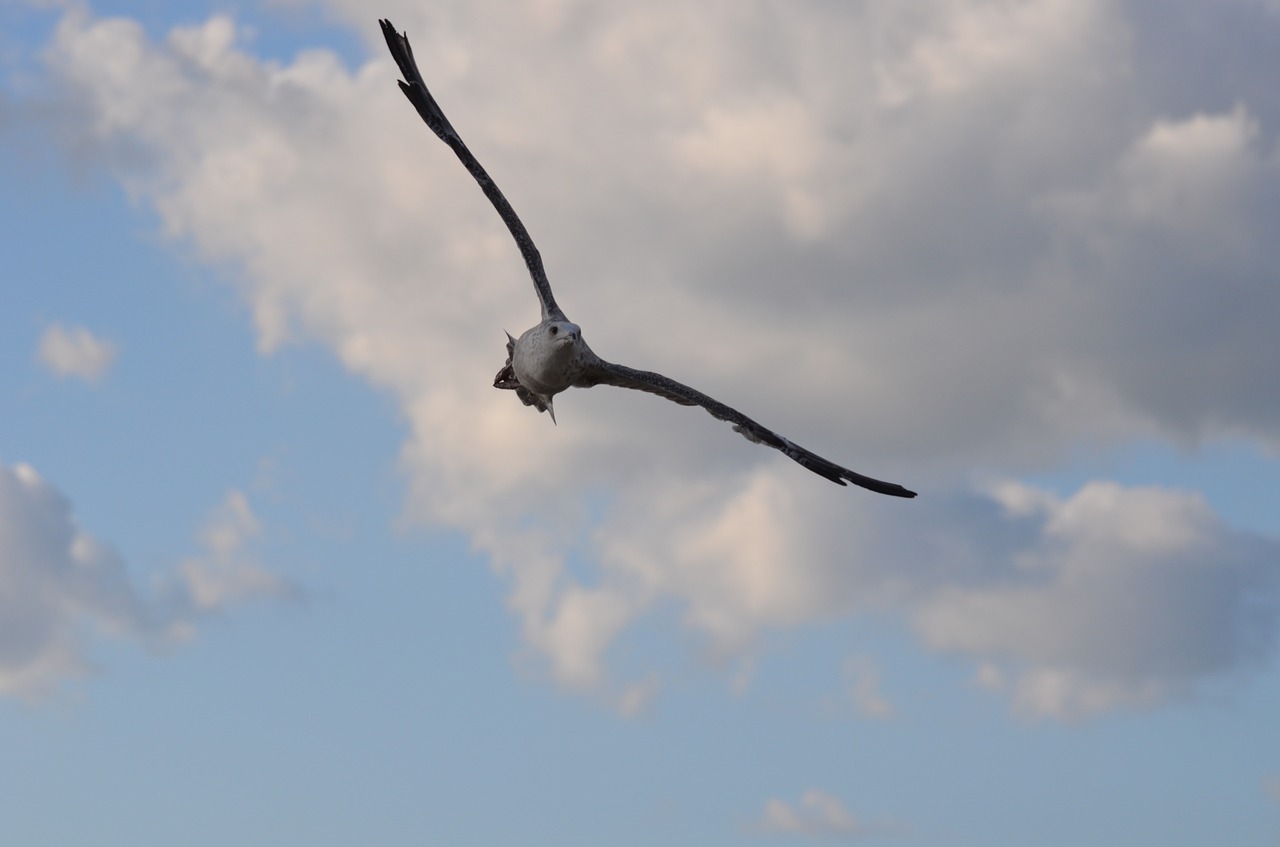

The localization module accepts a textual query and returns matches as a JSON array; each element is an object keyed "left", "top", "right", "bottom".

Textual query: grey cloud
[
  {"left": 0, "top": 462, "right": 293, "bottom": 699},
  {"left": 0, "top": 461, "right": 168, "bottom": 696},
  {"left": 910, "top": 482, "right": 1280, "bottom": 717},
  {"left": 1121, "top": 0, "right": 1280, "bottom": 127},
  {"left": 0, "top": 462, "right": 148, "bottom": 695}
]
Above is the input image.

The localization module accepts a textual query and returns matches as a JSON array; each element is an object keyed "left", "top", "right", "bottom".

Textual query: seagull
[{"left": 380, "top": 19, "right": 917, "bottom": 498}]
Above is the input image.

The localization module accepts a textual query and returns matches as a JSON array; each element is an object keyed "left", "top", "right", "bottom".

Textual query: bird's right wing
[
  {"left": 379, "top": 19, "right": 566, "bottom": 322},
  {"left": 576, "top": 359, "right": 917, "bottom": 498}
]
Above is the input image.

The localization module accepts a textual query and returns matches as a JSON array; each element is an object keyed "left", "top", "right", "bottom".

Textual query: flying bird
[{"left": 380, "top": 19, "right": 917, "bottom": 498}]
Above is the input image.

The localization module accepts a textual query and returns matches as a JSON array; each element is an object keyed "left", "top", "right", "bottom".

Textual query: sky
[{"left": 2, "top": 0, "right": 1279, "bottom": 843}]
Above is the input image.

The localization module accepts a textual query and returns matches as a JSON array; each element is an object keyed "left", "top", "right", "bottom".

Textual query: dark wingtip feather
[
  {"left": 866, "top": 480, "right": 918, "bottom": 498},
  {"left": 847, "top": 474, "right": 917, "bottom": 498},
  {"left": 379, "top": 19, "right": 416, "bottom": 84},
  {"left": 380, "top": 18, "right": 459, "bottom": 141},
  {"left": 832, "top": 466, "right": 917, "bottom": 497}
]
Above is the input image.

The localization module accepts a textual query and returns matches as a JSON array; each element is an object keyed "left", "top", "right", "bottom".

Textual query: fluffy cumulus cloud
[
  {"left": 20, "top": 0, "right": 1280, "bottom": 714},
  {"left": 0, "top": 461, "right": 292, "bottom": 698},
  {"left": 37, "top": 323, "right": 117, "bottom": 381},
  {"left": 912, "top": 481, "right": 1280, "bottom": 718},
  {"left": 594, "top": 475, "right": 1280, "bottom": 719}
]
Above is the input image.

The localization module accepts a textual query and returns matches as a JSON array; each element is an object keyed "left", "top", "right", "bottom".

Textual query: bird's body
[
  {"left": 380, "top": 19, "right": 917, "bottom": 499},
  {"left": 505, "top": 320, "right": 592, "bottom": 421}
]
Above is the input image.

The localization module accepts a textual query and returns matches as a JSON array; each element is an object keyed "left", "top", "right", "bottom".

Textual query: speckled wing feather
[
  {"left": 575, "top": 360, "right": 918, "bottom": 497},
  {"left": 380, "top": 19, "right": 566, "bottom": 323}
]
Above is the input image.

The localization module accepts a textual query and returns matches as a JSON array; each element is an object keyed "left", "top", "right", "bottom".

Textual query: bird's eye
[{"left": 549, "top": 325, "right": 558, "bottom": 335}]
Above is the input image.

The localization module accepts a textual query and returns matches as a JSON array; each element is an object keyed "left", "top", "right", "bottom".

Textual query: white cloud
[
  {"left": 37, "top": 323, "right": 117, "bottom": 381},
  {"left": 0, "top": 461, "right": 293, "bottom": 699},
  {"left": 174, "top": 490, "right": 296, "bottom": 615},
  {"left": 24, "top": 2, "right": 1280, "bottom": 714},
  {"left": 750, "top": 789, "right": 898, "bottom": 839}
]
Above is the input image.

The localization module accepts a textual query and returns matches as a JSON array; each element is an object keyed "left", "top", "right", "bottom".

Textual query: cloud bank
[{"left": 17, "top": 0, "right": 1280, "bottom": 715}]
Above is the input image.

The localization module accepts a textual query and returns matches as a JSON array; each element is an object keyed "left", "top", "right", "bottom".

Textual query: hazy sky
[{"left": 3, "top": 0, "right": 1279, "bottom": 843}]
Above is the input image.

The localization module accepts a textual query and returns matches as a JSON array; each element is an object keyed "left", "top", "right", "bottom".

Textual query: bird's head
[{"left": 541, "top": 320, "right": 581, "bottom": 352}]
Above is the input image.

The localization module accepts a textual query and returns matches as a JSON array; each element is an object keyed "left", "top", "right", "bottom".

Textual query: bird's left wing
[
  {"left": 575, "top": 359, "right": 917, "bottom": 498},
  {"left": 379, "top": 19, "right": 566, "bottom": 322}
]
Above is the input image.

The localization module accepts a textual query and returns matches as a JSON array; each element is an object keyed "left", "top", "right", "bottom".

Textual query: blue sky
[{"left": 3, "top": 0, "right": 1279, "bottom": 843}]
